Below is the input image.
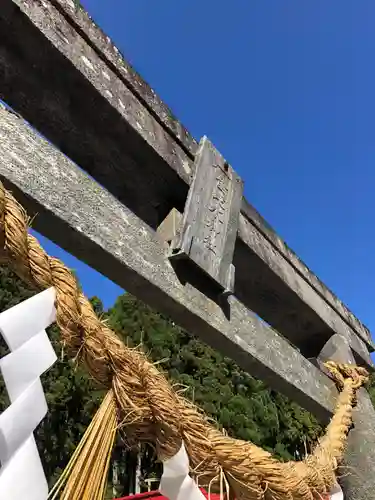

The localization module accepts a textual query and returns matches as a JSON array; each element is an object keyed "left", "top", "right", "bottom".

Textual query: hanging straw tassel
[{"left": 48, "top": 390, "right": 117, "bottom": 500}]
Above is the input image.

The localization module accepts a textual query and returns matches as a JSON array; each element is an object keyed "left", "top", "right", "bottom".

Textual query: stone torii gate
[{"left": 0, "top": 1, "right": 375, "bottom": 498}]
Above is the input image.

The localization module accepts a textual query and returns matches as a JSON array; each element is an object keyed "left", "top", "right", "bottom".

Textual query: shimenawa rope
[{"left": 0, "top": 182, "right": 368, "bottom": 499}]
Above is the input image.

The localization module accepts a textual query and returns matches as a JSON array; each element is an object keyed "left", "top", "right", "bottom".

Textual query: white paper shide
[
  {"left": 160, "top": 444, "right": 206, "bottom": 500},
  {"left": 329, "top": 483, "right": 344, "bottom": 500},
  {"left": 0, "top": 288, "right": 57, "bottom": 500}
]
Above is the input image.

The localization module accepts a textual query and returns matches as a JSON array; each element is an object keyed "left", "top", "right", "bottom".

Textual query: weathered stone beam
[
  {"left": 240, "top": 200, "right": 373, "bottom": 348},
  {"left": 0, "top": 105, "right": 338, "bottom": 422},
  {"left": 54, "top": 0, "right": 198, "bottom": 158},
  {"left": 0, "top": 0, "right": 192, "bottom": 230},
  {"left": 236, "top": 217, "right": 373, "bottom": 365},
  {"left": 0, "top": 0, "right": 372, "bottom": 354}
]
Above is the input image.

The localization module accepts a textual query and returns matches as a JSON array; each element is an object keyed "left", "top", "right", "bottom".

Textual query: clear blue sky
[{"left": 39, "top": 1, "right": 375, "bottom": 335}]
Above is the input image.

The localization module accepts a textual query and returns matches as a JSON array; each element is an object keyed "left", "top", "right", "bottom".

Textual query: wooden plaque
[{"left": 170, "top": 137, "right": 243, "bottom": 295}]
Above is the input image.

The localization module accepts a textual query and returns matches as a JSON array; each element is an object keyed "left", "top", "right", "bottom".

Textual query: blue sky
[{"left": 39, "top": 1, "right": 375, "bottom": 335}]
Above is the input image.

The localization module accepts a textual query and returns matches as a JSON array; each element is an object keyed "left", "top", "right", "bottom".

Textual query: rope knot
[{"left": 324, "top": 361, "right": 369, "bottom": 390}]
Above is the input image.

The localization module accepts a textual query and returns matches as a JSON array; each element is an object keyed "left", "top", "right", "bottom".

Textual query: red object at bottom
[
  {"left": 115, "top": 489, "right": 222, "bottom": 500},
  {"left": 115, "top": 490, "right": 333, "bottom": 500}
]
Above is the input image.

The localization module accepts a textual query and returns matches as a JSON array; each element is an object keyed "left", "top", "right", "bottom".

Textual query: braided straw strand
[{"left": 0, "top": 181, "right": 368, "bottom": 500}]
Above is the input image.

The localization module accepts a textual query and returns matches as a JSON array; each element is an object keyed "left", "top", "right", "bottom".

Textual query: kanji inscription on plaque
[{"left": 170, "top": 136, "right": 243, "bottom": 295}]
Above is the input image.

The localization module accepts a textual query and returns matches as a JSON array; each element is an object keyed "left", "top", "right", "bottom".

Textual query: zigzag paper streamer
[
  {"left": 0, "top": 288, "right": 57, "bottom": 500},
  {"left": 160, "top": 444, "right": 207, "bottom": 500}
]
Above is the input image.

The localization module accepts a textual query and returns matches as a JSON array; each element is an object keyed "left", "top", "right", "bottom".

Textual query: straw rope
[{"left": 0, "top": 181, "right": 368, "bottom": 499}]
